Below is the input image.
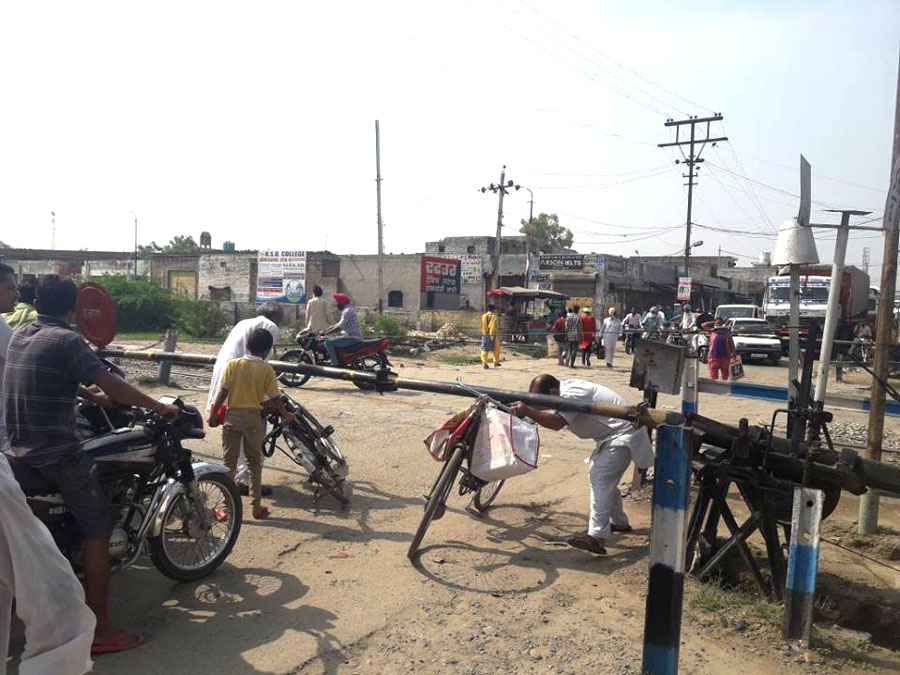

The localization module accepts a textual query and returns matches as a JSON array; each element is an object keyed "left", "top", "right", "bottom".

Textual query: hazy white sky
[{"left": 0, "top": 0, "right": 897, "bottom": 275}]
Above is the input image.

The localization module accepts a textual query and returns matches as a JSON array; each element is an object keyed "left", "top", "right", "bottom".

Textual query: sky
[{"left": 0, "top": 0, "right": 897, "bottom": 277}]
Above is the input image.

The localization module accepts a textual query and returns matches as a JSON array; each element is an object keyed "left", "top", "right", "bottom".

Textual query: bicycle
[
  {"left": 262, "top": 392, "right": 348, "bottom": 506},
  {"left": 407, "top": 384, "right": 514, "bottom": 561}
]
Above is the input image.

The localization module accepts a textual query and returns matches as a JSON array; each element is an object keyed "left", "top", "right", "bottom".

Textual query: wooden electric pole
[
  {"left": 375, "top": 120, "right": 384, "bottom": 314},
  {"left": 658, "top": 115, "right": 728, "bottom": 276},
  {"left": 860, "top": 50, "right": 900, "bottom": 534},
  {"left": 480, "top": 166, "right": 521, "bottom": 290}
]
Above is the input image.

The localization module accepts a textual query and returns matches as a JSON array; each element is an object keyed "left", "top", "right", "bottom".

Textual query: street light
[{"left": 691, "top": 240, "right": 704, "bottom": 248}]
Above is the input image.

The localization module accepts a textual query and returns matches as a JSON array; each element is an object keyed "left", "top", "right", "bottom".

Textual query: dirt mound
[{"left": 436, "top": 322, "right": 464, "bottom": 338}]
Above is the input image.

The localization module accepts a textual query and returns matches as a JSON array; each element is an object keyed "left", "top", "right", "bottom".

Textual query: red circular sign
[{"left": 76, "top": 282, "right": 117, "bottom": 347}]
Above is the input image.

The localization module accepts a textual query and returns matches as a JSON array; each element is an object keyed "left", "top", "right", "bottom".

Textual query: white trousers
[
  {"left": 588, "top": 431, "right": 654, "bottom": 540},
  {"left": 603, "top": 336, "right": 617, "bottom": 365},
  {"left": 0, "top": 455, "right": 95, "bottom": 675}
]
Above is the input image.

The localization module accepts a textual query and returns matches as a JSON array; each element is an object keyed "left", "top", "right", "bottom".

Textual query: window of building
[
  {"left": 388, "top": 290, "right": 404, "bottom": 308},
  {"left": 466, "top": 245, "right": 475, "bottom": 253},
  {"left": 438, "top": 244, "right": 445, "bottom": 253},
  {"left": 209, "top": 286, "right": 232, "bottom": 301}
]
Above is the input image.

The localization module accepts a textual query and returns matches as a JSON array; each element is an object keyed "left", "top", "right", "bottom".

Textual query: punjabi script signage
[{"left": 420, "top": 256, "right": 461, "bottom": 294}]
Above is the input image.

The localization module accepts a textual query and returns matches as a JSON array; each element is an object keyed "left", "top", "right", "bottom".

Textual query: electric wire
[
  {"left": 514, "top": 0, "right": 716, "bottom": 116},
  {"left": 489, "top": 0, "right": 673, "bottom": 118},
  {"left": 496, "top": 0, "right": 688, "bottom": 118}
]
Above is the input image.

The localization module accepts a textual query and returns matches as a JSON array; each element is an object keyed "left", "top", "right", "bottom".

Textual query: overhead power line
[
  {"left": 490, "top": 0, "right": 676, "bottom": 117},
  {"left": 514, "top": 0, "right": 716, "bottom": 116}
]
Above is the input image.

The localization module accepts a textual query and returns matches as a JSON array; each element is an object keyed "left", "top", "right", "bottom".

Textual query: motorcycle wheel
[
  {"left": 352, "top": 353, "right": 389, "bottom": 391},
  {"left": 294, "top": 403, "right": 346, "bottom": 467},
  {"left": 148, "top": 472, "right": 242, "bottom": 581},
  {"left": 277, "top": 350, "right": 312, "bottom": 388},
  {"left": 698, "top": 346, "right": 709, "bottom": 364}
]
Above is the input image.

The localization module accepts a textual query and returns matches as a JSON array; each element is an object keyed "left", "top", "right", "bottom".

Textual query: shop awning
[{"left": 487, "top": 286, "right": 570, "bottom": 300}]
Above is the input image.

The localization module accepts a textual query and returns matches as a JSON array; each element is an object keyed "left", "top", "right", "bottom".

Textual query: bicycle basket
[{"left": 470, "top": 403, "right": 540, "bottom": 482}]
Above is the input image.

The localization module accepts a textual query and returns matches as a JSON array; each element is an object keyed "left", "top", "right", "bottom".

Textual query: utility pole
[
  {"left": 131, "top": 211, "right": 138, "bottom": 280},
  {"left": 658, "top": 115, "right": 728, "bottom": 277},
  {"left": 860, "top": 49, "right": 900, "bottom": 534},
  {"left": 51, "top": 211, "right": 56, "bottom": 250},
  {"left": 375, "top": 120, "right": 384, "bottom": 314},
  {"left": 862, "top": 247, "right": 870, "bottom": 276},
  {"left": 524, "top": 187, "right": 534, "bottom": 286},
  {"left": 480, "top": 166, "right": 521, "bottom": 290}
]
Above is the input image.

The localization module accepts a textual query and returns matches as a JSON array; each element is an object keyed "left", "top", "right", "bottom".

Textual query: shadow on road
[
  {"left": 91, "top": 565, "right": 344, "bottom": 674},
  {"left": 410, "top": 501, "right": 649, "bottom": 595}
]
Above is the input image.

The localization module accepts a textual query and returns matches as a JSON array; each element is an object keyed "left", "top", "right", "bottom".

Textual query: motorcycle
[
  {"left": 262, "top": 392, "right": 348, "bottom": 506},
  {"left": 278, "top": 329, "right": 391, "bottom": 390},
  {"left": 9, "top": 395, "right": 242, "bottom": 581}
]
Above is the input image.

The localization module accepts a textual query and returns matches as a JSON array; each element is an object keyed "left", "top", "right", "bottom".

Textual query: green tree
[
  {"left": 138, "top": 235, "right": 203, "bottom": 257},
  {"left": 519, "top": 212, "right": 573, "bottom": 251}
]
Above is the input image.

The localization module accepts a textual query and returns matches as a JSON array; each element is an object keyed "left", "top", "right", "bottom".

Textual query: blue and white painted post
[
  {"left": 681, "top": 356, "right": 698, "bottom": 415},
  {"left": 642, "top": 424, "right": 693, "bottom": 675},
  {"left": 783, "top": 487, "right": 824, "bottom": 646}
]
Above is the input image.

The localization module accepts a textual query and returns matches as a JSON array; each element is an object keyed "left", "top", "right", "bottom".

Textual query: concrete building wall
[
  {"left": 149, "top": 255, "right": 200, "bottom": 298},
  {"left": 305, "top": 252, "right": 341, "bottom": 299},
  {"left": 339, "top": 254, "right": 424, "bottom": 312},
  {"left": 198, "top": 253, "right": 257, "bottom": 302}
]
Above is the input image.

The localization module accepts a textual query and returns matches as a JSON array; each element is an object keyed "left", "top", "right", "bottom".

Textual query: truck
[{"left": 763, "top": 265, "right": 870, "bottom": 353}]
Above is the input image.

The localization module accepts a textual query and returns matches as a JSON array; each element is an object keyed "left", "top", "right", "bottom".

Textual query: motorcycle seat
[
  {"left": 6, "top": 455, "right": 56, "bottom": 496},
  {"left": 355, "top": 338, "right": 385, "bottom": 349}
]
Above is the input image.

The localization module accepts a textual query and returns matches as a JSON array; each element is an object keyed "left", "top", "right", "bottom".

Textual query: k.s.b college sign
[{"left": 539, "top": 254, "right": 584, "bottom": 271}]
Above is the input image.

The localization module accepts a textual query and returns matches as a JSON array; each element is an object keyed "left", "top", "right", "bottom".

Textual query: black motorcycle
[{"left": 10, "top": 395, "right": 243, "bottom": 581}]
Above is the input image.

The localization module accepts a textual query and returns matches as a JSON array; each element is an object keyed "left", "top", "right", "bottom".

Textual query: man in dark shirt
[{"left": 4, "top": 277, "right": 178, "bottom": 653}]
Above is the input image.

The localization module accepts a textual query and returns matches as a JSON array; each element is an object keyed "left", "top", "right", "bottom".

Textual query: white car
[{"left": 725, "top": 318, "right": 782, "bottom": 365}]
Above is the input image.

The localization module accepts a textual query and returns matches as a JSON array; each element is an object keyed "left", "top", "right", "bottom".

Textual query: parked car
[
  {"left": 715, "top": 304, "right": 763, "bottom": 322},
  {"left": 725, "top": 318, "right": 782, "bottom": 365}
]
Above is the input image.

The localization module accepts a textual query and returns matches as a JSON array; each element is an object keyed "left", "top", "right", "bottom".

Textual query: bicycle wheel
[
  {"left": 472, "top": 478, "right": 505, "bottom": 512},
  {"left": 407, "top": 445, "right": 465, "bottom": 561}
]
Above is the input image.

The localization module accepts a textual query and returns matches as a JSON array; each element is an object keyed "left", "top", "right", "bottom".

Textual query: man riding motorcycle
[
  {"left": 320, "top": 293, "right": 363, "bottom": 366},
  {"left": 4, "top": 277, "right": 179, "bottom": 655}
]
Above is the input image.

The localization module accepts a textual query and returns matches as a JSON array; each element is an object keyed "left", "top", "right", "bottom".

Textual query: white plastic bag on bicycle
[{"left": 470, "top": 404, "right": 540, "bottom": 482}]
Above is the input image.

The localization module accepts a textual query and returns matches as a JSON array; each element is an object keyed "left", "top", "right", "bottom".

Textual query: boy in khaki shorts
[{"left": 208, "top": 328, "right": 294, "bottom": 519}]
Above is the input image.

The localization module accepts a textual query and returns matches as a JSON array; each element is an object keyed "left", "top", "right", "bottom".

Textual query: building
[
  {"left": 0, "top": 248, "right": 149, "bottom": 280},
  {"left": 338, "top": 253, "right": 424, "bottom": 313},
  {"left": 426, "top": 234, "right": 573, "bottom": 310}
]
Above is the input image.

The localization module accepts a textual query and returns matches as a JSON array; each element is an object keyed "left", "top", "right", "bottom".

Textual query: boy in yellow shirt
[{"left": 208, "top": 328, "right": 294, "bottom": 519}]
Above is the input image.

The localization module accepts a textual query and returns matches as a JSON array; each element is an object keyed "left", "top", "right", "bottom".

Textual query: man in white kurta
[
  {"left": 0, "top": 265, "right": 95, "bottom": 675},
  {"left": 512, "top": 375, "right": 655, "bottom": 555},
  {"left": 601, "top": 309, "right": 623, "bottom": 368},
  {"left": 207, "top": 302, "right": 283, "bottom": 489}
]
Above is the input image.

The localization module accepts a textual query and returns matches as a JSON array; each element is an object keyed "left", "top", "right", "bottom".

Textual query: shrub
[
  {"left": 373, "top": 314, "right": 408, "bottom": 337},
  {"left": 177, "top": 300, "right": 228, "bottom": 338},
  {"left": 95, "top": 275, "right": 180, "bottom": 332}
]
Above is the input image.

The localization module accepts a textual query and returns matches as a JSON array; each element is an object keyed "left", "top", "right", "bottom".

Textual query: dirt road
[{"left": 62, "top": 347, "right": 900, "bottom": 673}]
